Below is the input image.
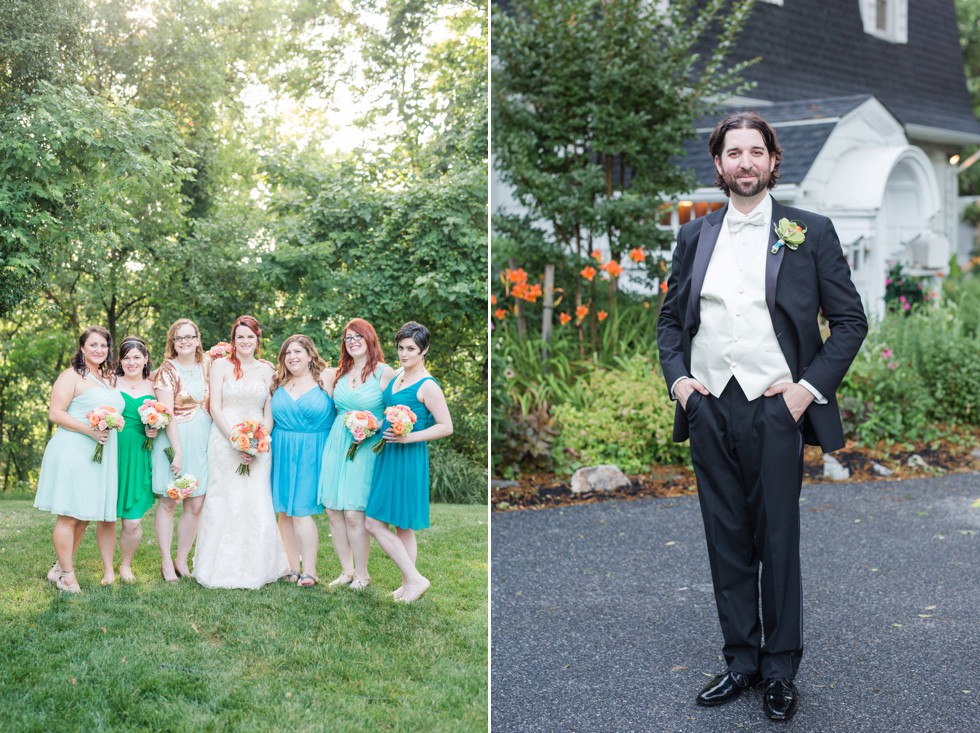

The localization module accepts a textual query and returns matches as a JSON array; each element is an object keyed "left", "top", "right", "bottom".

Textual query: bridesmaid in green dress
[
  {"left": 366, "top": 322, "right": 453, "bottom": 603},
  {"left": 318, "top": 318, "right": 395, "bottom": 590},
  {"left": 114, "top": 337, "right": 158, "bottom": 583},
  {"left": 34, "top": 326, "right": 123, "bottom": 593}
]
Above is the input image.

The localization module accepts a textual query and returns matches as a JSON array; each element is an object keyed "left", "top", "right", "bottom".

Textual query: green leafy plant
[{"left": 551, "top": 355, "right": 689, "bottom": 474}]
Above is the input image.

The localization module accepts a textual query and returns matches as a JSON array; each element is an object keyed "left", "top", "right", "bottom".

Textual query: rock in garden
[
  {"left": 823, "top": 454, "right": 850, "bottom": 481},
  {"left": 871, "top": 462, "right": 894, "bottom": 477},
  {"left": 907, "top": 454, "right": 929, "bottom": 469},
  {"left": 971, "top": 447, "right": 980, "bottom": 461},
  {"left": 570, "top": 465, "right": 631, "bottom": 494},
  {"left": 491, "top": 479, "right": 520, "bottom": 489}
]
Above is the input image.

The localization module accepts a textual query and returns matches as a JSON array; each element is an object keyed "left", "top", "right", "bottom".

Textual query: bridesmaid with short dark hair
[
  {"left": 35, "top": 326, "right": 124, "bottom": 593},
  {"left": 365, "top": 322, "right": 453, "bottom": 603}
]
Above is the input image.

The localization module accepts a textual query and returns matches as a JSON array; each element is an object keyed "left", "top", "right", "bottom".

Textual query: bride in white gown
[{"left": 194, "top": 315, "right": 288, "bottom": 588}]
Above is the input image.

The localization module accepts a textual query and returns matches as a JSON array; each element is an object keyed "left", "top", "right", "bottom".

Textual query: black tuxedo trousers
[{"left": 686, "top": 378, "right": 804, "bottom": 680}]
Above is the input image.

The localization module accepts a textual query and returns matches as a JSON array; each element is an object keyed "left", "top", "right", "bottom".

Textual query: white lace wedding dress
[{"left": 194, "top": 378, "right": 289, "bottom": 588}]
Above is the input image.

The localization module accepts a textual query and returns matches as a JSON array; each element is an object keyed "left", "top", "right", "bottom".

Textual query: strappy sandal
[
  {"left": 328, "top": 573, "right": 353, "bottom": 588},
  {"left": 56, "top": 570, "right": 81, "bottom": 594},
  {"left": 350, "top": 575, "right": 371, "bottom": 591},
  {"left": 280, "top": 570, "right": 300, "bottom": 584},
  {"left": 297, "top": 573, "right": 318, "bottom": 588}
]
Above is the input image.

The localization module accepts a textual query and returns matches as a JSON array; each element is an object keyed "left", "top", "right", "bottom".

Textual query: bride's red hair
[
  {"left": 334, "top": 318, "right": 385, "bottom": 388},
  {"left": 228, "top": 315, "right": 262, "bottom": 380}
]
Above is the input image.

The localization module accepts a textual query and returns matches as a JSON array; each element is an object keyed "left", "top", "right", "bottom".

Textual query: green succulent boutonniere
[{"left": 771, "top": 218, "right": 807, "bottom": 254}]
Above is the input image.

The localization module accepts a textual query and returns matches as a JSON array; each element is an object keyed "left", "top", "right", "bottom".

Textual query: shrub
[
  {"left": 838, "top": 331, "right": 935, "bottom": 444},
  {"left": 430, "top": 441, "right": 487, "bottom": 505},
  {"left": 551, "top": 355, "right": 689, "bottom": 474}
]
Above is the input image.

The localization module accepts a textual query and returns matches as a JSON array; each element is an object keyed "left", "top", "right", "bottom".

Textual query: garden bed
[{"left": 492, "top": 429, "right": 980, "bottom": 511}]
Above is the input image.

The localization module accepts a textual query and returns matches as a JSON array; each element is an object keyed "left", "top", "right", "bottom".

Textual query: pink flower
[
  {"left": 903, "top": 302, "right": 910, "bottom": 311},
  {"left": 888, "top": 361, "right": 898, "bottom": 370},
  {"left": 98, "top": 420, "right": 107, "bottom": 430},
  {"left": 885, "top": 278, "right": 892, "bottom": 285},
  {"left": 881, "top": 348, "right": 893, "bottom": 360}
]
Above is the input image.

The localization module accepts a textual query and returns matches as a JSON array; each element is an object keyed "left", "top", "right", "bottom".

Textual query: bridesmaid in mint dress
[
  {"left": 366, "top": 322, "right": 453, "bottom": 603},
  {"left": 34, "top": 326, "right": 124, "bottom": 593},
  {"left": 151, "top": 319, "right": 211, "bottom": 582},
  {"left": 318, "top": 318, "right": 395, "bottom": 590},
  {"left": 114, "top": 337, "right": 158, "bottom": 583},
  {"left": 270, "top": 335, "right": 335, "bottom": 587}
]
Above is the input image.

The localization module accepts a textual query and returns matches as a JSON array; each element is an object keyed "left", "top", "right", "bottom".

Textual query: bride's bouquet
[
  {"left": 85, "top": 406, "right": 125, "bottom": 463},
  {"left": 229, "top": 419, "right": 270, "bottom": 475},
  {"left": 371, "top": 404, "right": 418, "bottom": 454},
  {"left": 166, "top": 474, "right": 198, "bottom": 501},
  {"left": 208, "top": 342, "right": 232, "bottom": 359},
  {"left": 137, "top": 399, "right": 172, "bottom": 451},
  {"left": 343, "top": 410, "right": 380, "bottom": 460}
]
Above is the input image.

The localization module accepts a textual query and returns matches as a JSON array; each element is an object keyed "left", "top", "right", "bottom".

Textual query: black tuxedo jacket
[{"left": 657, "top": 197, "right": 868, "bottom": 453}]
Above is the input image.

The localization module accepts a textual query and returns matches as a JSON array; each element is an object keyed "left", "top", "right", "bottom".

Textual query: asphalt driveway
[{"left": 491, "top": 474, "right": 980, "bottom": 732}]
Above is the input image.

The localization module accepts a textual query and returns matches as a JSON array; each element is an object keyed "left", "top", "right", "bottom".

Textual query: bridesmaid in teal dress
[
  {"left": 366, "top": 322, "right": 453, "bottom": 603},
  {"left": 270, "top": 335, "right": 336, "bottom": 587},
  {"left": 34, "top": 326, "right": 124, "bottom": 593},
  {"left": 114, "top": 337, "right": 158, "bottom": 583},
  {"left": 318, "top": 318, "right": 395, "bottom": 590}
]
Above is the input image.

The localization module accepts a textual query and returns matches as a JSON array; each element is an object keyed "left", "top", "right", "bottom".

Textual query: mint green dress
[
  {"left": 117, "top": 392, "right": 155, "bottom": 520},
  {"left": 34, "top": 373, "right": 124, "bottom": 522},
  {"left": 318, "top": 365, "right": 385, "bottom": 512}
]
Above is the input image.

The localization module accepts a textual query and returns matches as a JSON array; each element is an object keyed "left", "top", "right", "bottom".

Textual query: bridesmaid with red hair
[{"left": 318, "top": 318, "right": 395, "bottom": 590}]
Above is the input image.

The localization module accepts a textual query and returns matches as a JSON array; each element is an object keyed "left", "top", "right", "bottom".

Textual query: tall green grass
[{"left": 0, "top": 501, "right": 488, "bottom": 732}]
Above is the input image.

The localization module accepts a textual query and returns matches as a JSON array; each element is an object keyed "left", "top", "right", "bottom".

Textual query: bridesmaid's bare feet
[
  {"left": 161, "top": 562, "right": 179, "bottom": 583},
  {"left": 120, "top": 567, "right": 136, "bottom": 583},
  {"left": 397, "top": 577, "right": 430, "bottom": 603},
  {"left": 99, "top": 571, "right": 115, "bottom": 587},
  {"left": 392, "top": 586, "right": 405, "bottom": 599}
]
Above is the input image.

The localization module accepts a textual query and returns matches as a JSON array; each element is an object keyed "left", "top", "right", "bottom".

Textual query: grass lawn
[{"left": 0, "top": 500, "right": 488, "bottom": 733}]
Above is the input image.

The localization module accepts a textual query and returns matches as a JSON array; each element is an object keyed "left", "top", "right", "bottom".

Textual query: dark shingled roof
[{"left": 704, "top": 0, "right": 980, "bottom": 138}]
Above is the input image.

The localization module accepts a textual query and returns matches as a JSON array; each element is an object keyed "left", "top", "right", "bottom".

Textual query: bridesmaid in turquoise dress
[
  {"left": 270, "top": 335, "right": 336, "bottom": 587},
  {"left": 366, "top": 322, "right": 453, "bottom": 603},
  {"left": 34, "top": 326, "right": 124, "bottom": 593},
  {"left": 114, "top": 337, "right": 158, "bottom": 583},
  {"left": 318, "top": 318, "right": 395, "bottom": 590},
  {"left": 151, "top": 319, "right": 211, "bottom": 581}
]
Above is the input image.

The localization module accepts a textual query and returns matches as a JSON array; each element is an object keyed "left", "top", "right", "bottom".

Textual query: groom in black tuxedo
[{"left": 657, "top": 111, "right": 867, "bottom": 721}]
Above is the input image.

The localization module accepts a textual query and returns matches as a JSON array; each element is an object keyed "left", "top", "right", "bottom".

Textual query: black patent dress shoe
[
  {"left": 762, "top": 678, "right": 799, "bottom": 721},
  {"left": 696, "top": 670, "right": 763, "bottom": 706}
]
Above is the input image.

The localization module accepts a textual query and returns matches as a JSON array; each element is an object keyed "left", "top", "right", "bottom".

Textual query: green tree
[{"left": 492, "top": 0, "right": 755, "bottom": 291}]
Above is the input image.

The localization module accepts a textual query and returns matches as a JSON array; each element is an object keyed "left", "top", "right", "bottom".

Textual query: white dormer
[{"left": 859, "top": 0, "right": 908, "bottom": 44}]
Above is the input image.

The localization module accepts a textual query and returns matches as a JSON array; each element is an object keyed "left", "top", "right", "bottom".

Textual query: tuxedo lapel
[
  {"left": 686, "top": 208, "right": 725, "bottom": 328},
  {"left": 766, "top": 198, "right": 785, "bottom": 325}
]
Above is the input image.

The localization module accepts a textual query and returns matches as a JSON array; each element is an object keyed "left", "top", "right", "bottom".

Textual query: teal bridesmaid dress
[
  {"left": 318, "top": 365, "right": 386, "bottom": 512},
  {"left": 365, "top": 375, "right": 438, "bottom": 530},
  {"left": 271, "top": 385, "right": 335, "bottom": 516}
]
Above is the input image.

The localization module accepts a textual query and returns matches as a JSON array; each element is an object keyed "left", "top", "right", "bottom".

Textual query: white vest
[{"left": 690, "top": 198, "right": 793, "bottom": 400}]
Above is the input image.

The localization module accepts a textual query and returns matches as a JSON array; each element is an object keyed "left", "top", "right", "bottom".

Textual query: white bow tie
[{"left": 727, "top": 209, "right": 766, "bottom": 233}]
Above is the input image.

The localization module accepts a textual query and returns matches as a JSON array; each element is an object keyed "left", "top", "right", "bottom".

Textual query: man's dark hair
[{"left": 708, "top": 111, "right": 783, "bottom": 195}]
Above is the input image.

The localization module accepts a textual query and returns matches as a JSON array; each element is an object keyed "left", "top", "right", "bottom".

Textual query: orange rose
[
  {"left": 257, "top": 438, "right": 270, "bottom": 453},
  {"left": 147, "top": 413, "right": 159, "bottom": 425},
  {"left": 236, "top": 435, "right": 251, "bottom": 451}
]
